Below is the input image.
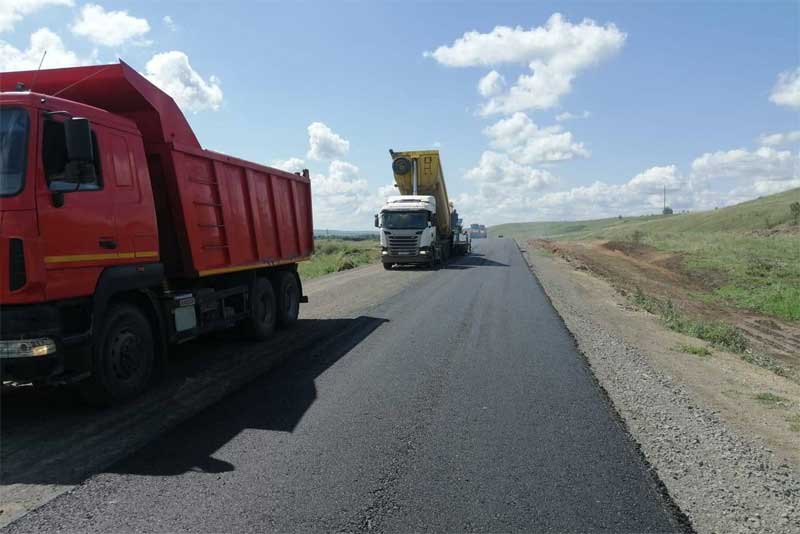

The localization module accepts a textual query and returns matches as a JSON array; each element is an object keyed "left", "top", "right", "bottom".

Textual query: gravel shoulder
[{"left": 520, "top": 243, "right": 800, "bottom": 534}]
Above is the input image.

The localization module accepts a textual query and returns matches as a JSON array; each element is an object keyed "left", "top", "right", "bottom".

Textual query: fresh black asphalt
[{"left": 5, "top": 239, "right": 687, "bottom": 533}]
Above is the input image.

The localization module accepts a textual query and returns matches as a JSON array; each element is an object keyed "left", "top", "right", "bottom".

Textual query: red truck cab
[{"left": 1, "top": 62, "right": 313, "bottom": 404}]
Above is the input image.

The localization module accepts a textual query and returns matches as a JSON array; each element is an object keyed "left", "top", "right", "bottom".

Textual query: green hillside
[
  {"left": 490, "top": 187, "right": 800, "bottom": 241},
  {"left": 494, "top": 188, "right": 800, "bottom": 321}
]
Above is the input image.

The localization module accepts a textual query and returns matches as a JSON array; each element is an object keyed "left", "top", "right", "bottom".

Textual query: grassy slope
[
  {"left": 493, "top": 188, "right": 800, "bottom": 321},
  {"left": 298, "top": 238, "right": 379, "bottom": 281}
]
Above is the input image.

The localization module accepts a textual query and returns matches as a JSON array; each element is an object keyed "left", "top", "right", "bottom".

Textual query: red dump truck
[{"left": 0, "top": 61, "right": 313, "bottom": 404}]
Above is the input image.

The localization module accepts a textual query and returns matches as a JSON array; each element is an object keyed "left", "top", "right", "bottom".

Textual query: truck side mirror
[
  {"left": 64, "top": 118, "right": 94, "bottom": 163},
  {"left": 374, "top": 214, "right": 379, "bottom": 228}
]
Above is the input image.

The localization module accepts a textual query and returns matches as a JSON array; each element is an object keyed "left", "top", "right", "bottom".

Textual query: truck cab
[
  {"left": 376, "top": 195, "right": 438, "bottom": 268},
  {"left": 1, "top": 90, "right": 159, "bottom": 383}
]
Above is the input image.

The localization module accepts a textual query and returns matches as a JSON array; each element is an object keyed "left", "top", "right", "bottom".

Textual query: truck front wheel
[
  {"left": 80, "top": 303, "right": 155, "bottom": 406},
  {"left": 244, "top": 277, "right": 277, "bottom": 340},
  {"left": 382, "top": 262, "right": 393, "bottom": 270},
  {"left": 275, "top": 271, "right": 300, "bottom": 328}
]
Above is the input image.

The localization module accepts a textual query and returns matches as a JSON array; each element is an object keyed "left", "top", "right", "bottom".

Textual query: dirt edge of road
[{"left": 518, "top": 243, "right": 800, "bottom": 534}]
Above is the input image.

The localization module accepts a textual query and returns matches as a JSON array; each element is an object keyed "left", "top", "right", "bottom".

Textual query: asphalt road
[{"left": 4, "top": 239, "right": 687, "bottom": 533}]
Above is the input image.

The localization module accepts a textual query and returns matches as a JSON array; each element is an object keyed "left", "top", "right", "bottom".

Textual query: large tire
[
  {"left": 274, "top": 271, "right": 300, "bottom": 328},
  {"left": 80, "top": 303, "right": 155, "bottom": 406},
  {"left": 244, "top": 277, "right": 277, "bottom": 340},
  {"left": 382, "top": 262, "right": 393, "bottom": 270}
]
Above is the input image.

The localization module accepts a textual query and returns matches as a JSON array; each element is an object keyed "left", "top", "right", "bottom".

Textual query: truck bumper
[
  {"left": 0, "top": 302, "right": 91, "bottom": 383},
  {"left": 381, "top": 252, "right": 431, "bottom": 264}
]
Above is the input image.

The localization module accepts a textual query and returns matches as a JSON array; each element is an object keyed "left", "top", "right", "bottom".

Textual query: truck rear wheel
[
  {"left": 275, "top": 271, "right": 300, "bottom": 328},
  {"left": 80, "top": 303, "right": 155, "bottom": 406},
  {"left": 244, "top": 277, "right": 277, "bottom": 340}
]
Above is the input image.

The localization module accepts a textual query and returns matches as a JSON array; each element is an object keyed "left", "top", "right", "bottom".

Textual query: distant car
[{"left": 497, "top": 234, "right": 504, "bottom": 238}]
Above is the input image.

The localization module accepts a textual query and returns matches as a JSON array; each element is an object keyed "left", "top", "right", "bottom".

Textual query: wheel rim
[
  {"left": 284, "top": 282, "right": 298, "bottom": 317},
  {"left": 257, "top": 290, "right": 273, "bottom": 324},
  {"left": 109, "top": 328, "right": 145, "bottom": 383}
]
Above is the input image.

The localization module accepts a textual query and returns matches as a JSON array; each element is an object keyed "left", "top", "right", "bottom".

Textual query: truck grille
[{"left": 388, "top": 235, "right": 419, "bottom": 256}]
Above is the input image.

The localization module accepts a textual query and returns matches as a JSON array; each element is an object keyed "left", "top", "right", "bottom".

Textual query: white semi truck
[{"left": 375, "top": 149, "right": 465, "bottom": 269}]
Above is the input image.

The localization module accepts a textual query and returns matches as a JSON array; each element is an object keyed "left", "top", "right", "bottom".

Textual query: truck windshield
[
  {"left": 0, "top": 107, "right": 29, "bottom": 197},
  {"left": 383, "top": 211, "right": 428, "bottom": 229}
]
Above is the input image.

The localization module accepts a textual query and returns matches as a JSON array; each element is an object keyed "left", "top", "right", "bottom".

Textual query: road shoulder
[{"left": 520, "top": 243, "right": 800, "bottom": 534}]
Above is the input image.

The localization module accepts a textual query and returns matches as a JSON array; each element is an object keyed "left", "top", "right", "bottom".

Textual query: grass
[
  {"left": 786, "top": 413, "right": 800, "bottom": 433},
  {"left": 495, "top": 187, "right": 800, "bottom": 322},
  {"left": 753, "top": 392, "right": 788, "bottom": 406},
  {"left": 298, "top": 238, "right": 379, "bottom": 281},
  {"left": 632, "top": 288, "right": 748, "bottom": 353},
  {"left": 675, "top": 344, "right": 712, "bottom": 357}
]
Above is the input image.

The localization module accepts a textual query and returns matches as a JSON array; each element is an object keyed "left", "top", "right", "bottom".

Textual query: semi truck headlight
[
  {"left": 0, "top": 338, "right": 57, "bottom": 359},
  {"left": 420, "top": 250, "right": 428, "bottom": 255},
  {"left": 381, "top": 250, "right": 388, "bottom": 255}
]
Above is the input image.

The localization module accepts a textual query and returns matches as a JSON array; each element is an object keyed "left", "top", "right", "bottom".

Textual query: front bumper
[
  {"left": 0, "top": 301, "right": 91, "bottom": 383},
  {"left": 381, "top": 250, "right": 431, "bottom": 264}
]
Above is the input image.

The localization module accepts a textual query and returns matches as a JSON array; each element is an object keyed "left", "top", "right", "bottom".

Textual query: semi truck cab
[{"left": 375, "top": 195, "right": 438, "bottom": 268}]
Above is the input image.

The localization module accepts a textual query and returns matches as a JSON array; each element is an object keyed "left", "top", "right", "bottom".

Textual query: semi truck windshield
[
  {"left": 383, "top": 211, "right": 428, "bottom": 229},
  {"left": 0, "top": 107, "right": 29, "bottom": 197}
]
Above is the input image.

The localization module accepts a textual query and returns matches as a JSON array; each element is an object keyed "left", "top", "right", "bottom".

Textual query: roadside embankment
[
  {"left": 520, "top": 243, "right": 800, "bottom": 534},
  {"left": 299, "top": 238, "right": 379, "bottom": 281}
]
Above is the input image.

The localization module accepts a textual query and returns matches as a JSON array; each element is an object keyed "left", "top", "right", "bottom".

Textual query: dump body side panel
[
  {"left": 165, "top": 145, "right": 313, "bottom": 278},
  {"left": 390, "top": 150, "right": 451, "bottom": 238}
]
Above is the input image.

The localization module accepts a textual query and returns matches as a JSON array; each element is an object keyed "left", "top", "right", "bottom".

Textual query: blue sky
[{"left": 2, "top": 1, "right": 798, "bottom": 229}]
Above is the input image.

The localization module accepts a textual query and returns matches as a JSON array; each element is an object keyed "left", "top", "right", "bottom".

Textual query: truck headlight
[
  {"left": 381, "top": 250, "right": 388, "bottom": 255},
  {"left": 0, "top": 338, "right": 57, "bottom": 359},
  {"left": 420, "top": 249, "right": 428, "bottom": 255}
]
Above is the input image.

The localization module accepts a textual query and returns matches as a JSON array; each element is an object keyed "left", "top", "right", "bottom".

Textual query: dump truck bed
[
  {"left": 150, "top": 143, "right": 313, "bottom": 278},
  {"left": 3, "top": 62, "right": 314, "bottom": 279},
  {"left": 389, "top": 150, "right": 451, "bottom": 238}
]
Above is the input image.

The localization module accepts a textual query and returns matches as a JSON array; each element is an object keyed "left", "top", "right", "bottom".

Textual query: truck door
[{"left": 36, "top": 115, "right": 119, "bottom": 300}]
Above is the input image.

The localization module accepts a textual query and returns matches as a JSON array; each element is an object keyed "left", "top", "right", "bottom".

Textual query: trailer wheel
[
  {"left": 80, "top": 303, "right": 155, "bottom": 406},
  {"left": 275, "top": 271, "right": 300, "bottom": 328},
  {"left": 245, "top": 277, "right": 277, "bottom": 340}
]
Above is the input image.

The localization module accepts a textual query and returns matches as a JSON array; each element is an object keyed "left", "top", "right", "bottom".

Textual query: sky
[{"left": 1, "top": 0, "right": 798, "bottom": 229}]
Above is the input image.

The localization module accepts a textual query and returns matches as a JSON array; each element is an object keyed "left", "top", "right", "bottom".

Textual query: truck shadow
[
  {"left": 1, "top": 316, "right": 386, "bottom": 485},
  {"left": 444, "top": 253, "right": 509, "bottom": 269}
]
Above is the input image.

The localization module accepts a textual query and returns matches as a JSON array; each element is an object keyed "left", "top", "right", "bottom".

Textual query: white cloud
[
  {"left": 758, "top": 131, "right": 800, "bottom": 147},
  {"left": 427, "top": 13, "right": 626, "bottom": 115},
  {"left": 311, "top": 160, "right": 379, "bottom": 229},
  {"left": 484, "top": 112, "right": 589, "bottom": 163},
  {"left": 627, "top": 165, "right": 683, "bottom": 192},
  {"left": 71, "top": 4, "right": 150, "bottom": 47},
  {"left": 477, "top": 70, "right": 504, "bottom": 97},
  {"left": 271, "top": 157, "right": 305, "bottom": 173},
  {"left": 0, "top": 27, "right": 86, "bottom": 71},
  {"left": 144, "top": 51, "right": 223, "bottom": 112},
  {"left": 465, "top": 151, "right": 557, "bottom": 195},
  {"left": 691, "top": 146, "right": 798, "bottom": 184},
  {"left": 163, "top": 15, "right": 177, "bottom": 32},
  {"left": 307, "top": 122, "right": 350, "bottom": 160},
  {"left": 0, "top": 0, "right": 72, "bottom": 33},
  {"left": 556, "top": 110, "right": 591, "bottom": 121},
  {"left": 770, "top": 67, "right": 800, "bottom": 109}
]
